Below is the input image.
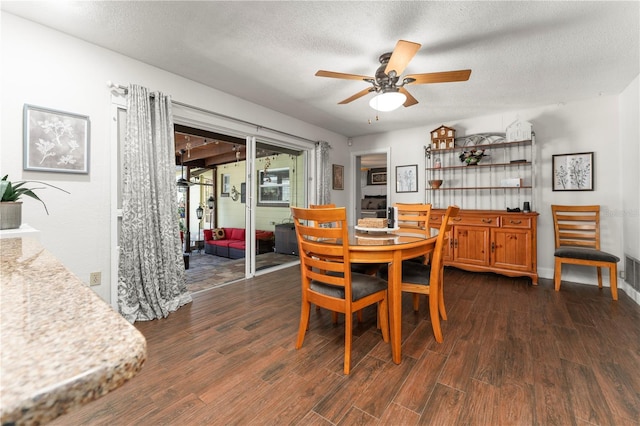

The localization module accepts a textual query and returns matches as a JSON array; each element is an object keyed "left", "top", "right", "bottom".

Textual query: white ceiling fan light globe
[{"left": 369, "top": 91, "right": 406, "bottom": 112}]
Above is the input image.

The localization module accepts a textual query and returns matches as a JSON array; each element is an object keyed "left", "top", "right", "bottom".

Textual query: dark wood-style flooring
[{"left": 52, "top": 267, "right": 640, "bottom": 425}]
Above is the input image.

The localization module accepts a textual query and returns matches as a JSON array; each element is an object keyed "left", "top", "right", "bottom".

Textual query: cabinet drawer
[
  {"left": 450, "top": 214, "right": 500, "bottom": 227},
  {"left": 429, "top": 215, "right": 442, "bottom": 228},
  {"left": 500, "top": 215, "right": 532, "bottom": 229}
]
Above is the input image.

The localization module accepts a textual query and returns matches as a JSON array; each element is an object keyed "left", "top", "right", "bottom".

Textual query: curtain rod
[{"left": 107, "top": 81, "right": 320, "bottom": 146}]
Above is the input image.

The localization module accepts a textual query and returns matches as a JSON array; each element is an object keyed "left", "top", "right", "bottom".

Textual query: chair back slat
[
  {"left": 310, "top": 204, "right": 338, "bottom": 227},
  {"left": 395, "top": 203, "right": 432, "bottom": 236},
  {"left": 551, "top": 205, "right": 600, "bottom": 250}
]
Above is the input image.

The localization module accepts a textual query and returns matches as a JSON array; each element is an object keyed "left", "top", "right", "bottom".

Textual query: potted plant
[{"left": 0, "top": 175, "right": 69, "bottom": 230}]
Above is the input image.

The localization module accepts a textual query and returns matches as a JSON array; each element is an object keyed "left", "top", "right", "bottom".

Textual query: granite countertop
[{"left": 0, "top": 238, "right": 147, "bottom": 425}]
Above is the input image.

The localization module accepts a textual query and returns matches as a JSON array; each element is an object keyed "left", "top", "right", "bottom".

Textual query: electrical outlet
[{"left": 89, "top": 272, "right": 101, "bottom": 286}]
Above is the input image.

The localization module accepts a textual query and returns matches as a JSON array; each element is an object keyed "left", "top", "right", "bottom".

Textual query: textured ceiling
[{"left": 2, "top": 1, "right": 638, "bottom": 138}]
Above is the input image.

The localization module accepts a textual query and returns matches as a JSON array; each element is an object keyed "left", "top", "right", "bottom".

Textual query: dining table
[{"left": 348, "top": 227, "right": 437, "bottom": 364}]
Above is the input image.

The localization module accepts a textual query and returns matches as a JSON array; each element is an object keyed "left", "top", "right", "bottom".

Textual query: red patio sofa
[{"left": 203, "top": 227, "right": 274, "bottom": 259}]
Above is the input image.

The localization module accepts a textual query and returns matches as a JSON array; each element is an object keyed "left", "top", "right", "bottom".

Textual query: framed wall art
[
  {"left": 23, "top": 104, "right": 90, "bottom": 174},
  {"left": 552, "top": 152, "right": 594, "bottom": 191},
  {"left": 332, "top": 164, "right": 344, "bottom": 190},
  {"left": 221, "top": 174, "right": 230, "bottom": 196},
  {"left": 396, "top": 164, "right": 418, "bottom": 193},
  {"left": 367, "top": 168, "right": 387, "bottom": 185}
]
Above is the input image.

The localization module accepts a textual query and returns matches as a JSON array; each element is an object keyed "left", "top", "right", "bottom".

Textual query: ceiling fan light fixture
[{"left": 369, "top": 91, "right": 406, "bottom": 112}]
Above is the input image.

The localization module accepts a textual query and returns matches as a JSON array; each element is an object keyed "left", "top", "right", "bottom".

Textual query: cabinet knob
[
  {"left": 510, "top": 220, "right": 522, "bottom": 224},
  {"left": 452, "top": 217, "right": 462, "bottom": 222},
  {"left": 482, "top": 218, "right": 492, "bottom": 223}
]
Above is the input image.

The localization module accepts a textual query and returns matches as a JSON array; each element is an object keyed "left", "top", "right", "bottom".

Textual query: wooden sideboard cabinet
[{"left": 430, "top": 209, "right": 538, "bottom": 284}]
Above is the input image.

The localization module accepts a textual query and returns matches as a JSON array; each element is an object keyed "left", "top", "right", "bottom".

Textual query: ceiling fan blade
[
  {"left": 399, "top": 87, "right": 418, "bottom": 107},
  {"left": 385, "top": 40, "right": 421, "bottom": 76},
  {"left": 338, "top": 87, "right": 375, "bottom": 104},
  {"left": 315, "top": 70, "right": 373, "bottom": 81},
  {"left": 405, "top": 69, "right": 472, "bottom": 84}
]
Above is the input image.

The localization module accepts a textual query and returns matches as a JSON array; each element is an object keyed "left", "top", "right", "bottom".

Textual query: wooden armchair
[
  {"left": 291, "top": 206, "right": 389, "bottom": 374},
  {"left": 551, "top": 205, "right": 620, "bottom": 300}
]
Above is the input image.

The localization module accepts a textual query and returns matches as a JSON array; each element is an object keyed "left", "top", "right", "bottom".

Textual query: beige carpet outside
[{"left": 185, "top": 251, "right": 298, "bottom": 293}]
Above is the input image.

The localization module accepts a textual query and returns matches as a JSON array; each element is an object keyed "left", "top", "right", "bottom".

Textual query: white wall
[
  {"left": 619, "top": 75, "right": 640, "bottom": 304},
  {"left": 1, "top": 13, "right": 348, "bottom": 303},
  {"left": 350, "top": 94, "right": 639, "bottom": 301},
  {"left": 620, "top": 75, "right": 640, "bottom": 260}
]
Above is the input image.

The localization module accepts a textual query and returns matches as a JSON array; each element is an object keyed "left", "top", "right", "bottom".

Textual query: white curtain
[
  {"left": 315, "top": 141, "right": 331, "bottom": 205},
  {"left": 118, "top": 84, "right": 192, "bottom": 323}
]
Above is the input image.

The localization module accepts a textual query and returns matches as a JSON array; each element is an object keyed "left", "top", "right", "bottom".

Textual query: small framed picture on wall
[{"left": 332, "top": 164, "right": 344, "bottom": 190}]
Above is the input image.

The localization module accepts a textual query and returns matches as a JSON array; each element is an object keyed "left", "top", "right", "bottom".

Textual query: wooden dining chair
[
  {"left": 291, "top": 206, "right": 389, "bottom": 374},
  {"left": 311, "top": 203, "right": 375, "bottom": 323},
  {"left": 380, "top": 205, "right": 459, "bottom": 343},
  {"left": 395, "top": 203, "right": 432, "bottom": 237},
  {"left": 394, "top": 203, "right": 433, "bottom": 308},
  {"left": 551, "top": 205, "right": 620, "bottom": 300}
]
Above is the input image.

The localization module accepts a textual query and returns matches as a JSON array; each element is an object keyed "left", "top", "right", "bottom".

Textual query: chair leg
[
  {"left": 554, "top": 258, "right": 563, "bottom": 291},
  {"left": 597, "top": 267, "right": 603, "bottom": 288},
  {"left": 610, "top": 264, "right": 618, "bottom": 301},
  {"left": 344, "top": 312, "right": 352, "bottom": 374},
  {"left": 357, "top": 310, "right": 363, "bottom": 323},
  {"left": 412, "top": 294, "right": 420, "bottom": 312},
  {"left": 378, "top": 298, "right": 389, "bottom": 343},
  {"left": 429, "top": 281, "right": 443, "bottom": 343},
  {"left": 439, "top": 275, "right": 447, "bottom": 321},
  {"left": 332, "top": 311, "right": 339, "bottom": 324},
  {"left": 296, "top": 301, "right": 311, "bottom": 349}
]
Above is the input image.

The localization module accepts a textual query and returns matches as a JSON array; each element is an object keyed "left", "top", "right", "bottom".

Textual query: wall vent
[{"left": 625, "top": 255, "right": 640, "bottom": 291}]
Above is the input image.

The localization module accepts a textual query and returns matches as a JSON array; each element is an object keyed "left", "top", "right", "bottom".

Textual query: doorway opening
[
  {"left": 353, "top": 150, "right": 390, "bottom": 223},
  {"left": 174, "top": 125, "right": 305, "bottom": 293}
]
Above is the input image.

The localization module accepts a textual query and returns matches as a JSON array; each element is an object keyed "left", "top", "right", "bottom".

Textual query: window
[{"left": 258, "top": 167, "right": 290, "bottom": 206}]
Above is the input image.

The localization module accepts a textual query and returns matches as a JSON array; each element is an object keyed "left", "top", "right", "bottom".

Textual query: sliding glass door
[{"left": 245, "top": 136, "right": 307, "bottom": 277}]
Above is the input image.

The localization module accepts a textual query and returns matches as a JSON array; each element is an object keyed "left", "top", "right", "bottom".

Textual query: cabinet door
[
  {"left": 491, "top": 228, "right": 532, "bottom": 271},
  {"left": 453, "top": 226, "right": 489, "bottom": 266},
  {"left": 442, "top": 230, "right": 453, "bottom": 261}
]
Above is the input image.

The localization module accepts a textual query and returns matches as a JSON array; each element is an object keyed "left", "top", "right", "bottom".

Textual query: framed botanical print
[
  {"left": 396, "top": 164, "right": 418, "bottom": 193},
  {"left": 23, "top": 104, "right": 90, "bottom": 174},
  {"left": 552, "top": 152, "right": 594, "bottom": 191}
]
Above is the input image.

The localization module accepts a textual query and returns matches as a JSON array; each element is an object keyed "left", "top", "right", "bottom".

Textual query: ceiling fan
[
  {"left": 315, "top": 40, "right": 471, "bottom": 111},
  {"left": 176, "top": 149, "right": 213, "bottom": 192}
]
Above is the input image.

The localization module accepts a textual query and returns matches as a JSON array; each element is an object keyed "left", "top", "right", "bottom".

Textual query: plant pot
[{"left": 0, "top": 201, "right": 22, "bottom": 230}]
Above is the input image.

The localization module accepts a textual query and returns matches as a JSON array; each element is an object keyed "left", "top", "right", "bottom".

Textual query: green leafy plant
[{"left": 1, "top": 175, "right": 69, "bottom": 214}]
